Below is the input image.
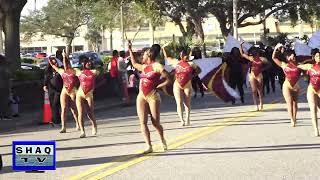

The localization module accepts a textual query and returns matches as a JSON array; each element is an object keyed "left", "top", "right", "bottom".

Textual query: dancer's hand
[
  {"left": 128, "top": 40, "right": 132, "bottom": 50},
  {"left": 62, "top": 49, "right": 66, "bottom": 58},
  {"left": 275, "top": 43, "right": 283, "bottom": 51},
  {"left": 43, "top": 86, "right": 48, "bottom": 92}
]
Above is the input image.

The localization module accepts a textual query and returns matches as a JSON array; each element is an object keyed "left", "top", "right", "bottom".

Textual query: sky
[{"left": 21, "top": 0, "right": 49, "bottom": 16}]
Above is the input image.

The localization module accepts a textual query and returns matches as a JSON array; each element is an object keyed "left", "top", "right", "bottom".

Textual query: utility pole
[
  {"left": 34, "top": 0, "right": 37, "bottom": 11},
  {"left": 120, "top": 1, "right": 125, "bottom": 50},
  {"left": 0, "top": 29, "right": 3, "bottom": 54},
  {"left": 233, "top": 0, "right": 238, "bottom": 39}
]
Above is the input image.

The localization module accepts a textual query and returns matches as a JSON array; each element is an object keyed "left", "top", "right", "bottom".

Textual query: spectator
[
  {"left": 110, "top": 50, "right": 121, "bottom": 97},
  {"left": 119, "top": 51, "right": 128, "bottom": 102},
  {"left": 9, "top": 87, "right": 20, "bottom": 117},
  {"left": 191, "top": 47, "right": 204, "bottom": 98},
  {"left": 43, "top": 57, "right": 63, "bottom": 125},
  {"left": 0, "top": 54, "right": 11, "bottom": 120},
  {"left": 264, "top": 46, "right": 276, "bottom": 94},
  {"left": 56, "top": 49, "right": 63, "bottom": 61}
]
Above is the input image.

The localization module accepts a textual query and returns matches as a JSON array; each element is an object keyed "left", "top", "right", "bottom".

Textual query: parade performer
[
  {"left": 240, "top": 42, "right": 268, "bottom": 111},
  {"left": 226, "top": 47, "right": 245, "bottom": 103},
  {"left": 272, "top": 44, "right": 301, "bottom": 127},
  {"left": 162, "top": 47, "right": 201, "bottom": 126},
  {"left": 297, "top": 49, "right": 320, "bottom": 136},
  {"left": 128, "top": 41, "right": 170, "bottom": 154},
  {"left": 75, "top": 55, "right": 100, "bottom": 138},
  {"left": 48, "top": 51, "right": 79, "bottom": 133}
]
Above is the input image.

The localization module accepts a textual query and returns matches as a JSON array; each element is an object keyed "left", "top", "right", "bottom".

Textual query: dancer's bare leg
[
  {"left": 183, "top": 86, "right": 192, "bottom": 126},
  {"left": 86, "top": 96, "right": 97, "bottom": 135},
  {"left": 292, "top": 89, "right": 299, "bottom": 124},
  {"left": 249, "top": 77, "right": 259, "bottom": 111},
  {"left": 307, "top": 87, "right": 319, "bottom": 136},
  {"left": 76, "top": 95, "right": 85, "bottom": 138},
  {"left": 60, "top": 91, "right": 68, "bottom": 133},
  {"left": 283, "top": 85, "right": 295, "bottom": 127},
  {"left": 173, "top": 83, "right": 184, "bottom": 126},
  {"left": 69, "top": 94, "right": 79, "bottom": 130},
  {"left": 137, "top": 95, "right": 152, "bottom": 153},
  {"left": 257, "top": 79, "right": 264, "bottom": 110},
  {"left": 149, "top": 98, "right": 167, "bottom": 151}
]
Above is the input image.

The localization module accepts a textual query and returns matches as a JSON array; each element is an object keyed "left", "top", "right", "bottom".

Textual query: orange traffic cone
[{"left": 42, "top": 91, "right": 52, "bottom": 124}]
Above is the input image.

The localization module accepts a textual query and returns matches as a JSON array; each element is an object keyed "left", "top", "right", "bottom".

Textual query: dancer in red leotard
[
  {"left": 298, "top": 49, "right": 320, "bottom": 136},
  {"left": 128, "top": 41, "right": 171, "bottom": 154},
  {"left": 48, "top": 51, "right": 79, "bottom": 133},
  {"left": 162, "top": 47, "right": 201, "bottom": 126},
  {"left": 272, "top": 44, "right": 300, "bottom": 127},
  {"left": 240, "top": 42, "right": 268, "bottom": 111},
  {"left": 75, "top": 55, "right": 100, "bottom": 138}
]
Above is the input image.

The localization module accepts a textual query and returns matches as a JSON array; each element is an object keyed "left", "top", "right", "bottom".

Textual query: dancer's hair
[
  {"left": 149, "top": 44, "right": 161, "bottom": 60},
  {"left": 311, "top": 48, "right": 319, "bottom": 56},
  {"left": 283, "top": 49, "right": 296, "bottom": 58}
]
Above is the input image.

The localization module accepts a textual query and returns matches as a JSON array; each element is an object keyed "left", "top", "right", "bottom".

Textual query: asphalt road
[{"left": 1, "top": 81, "right": 320, "bottom": 180}]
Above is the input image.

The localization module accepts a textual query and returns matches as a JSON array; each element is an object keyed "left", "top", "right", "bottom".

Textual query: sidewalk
[{"left": 0, "top": 95, "right": 136, "bottom": 133}]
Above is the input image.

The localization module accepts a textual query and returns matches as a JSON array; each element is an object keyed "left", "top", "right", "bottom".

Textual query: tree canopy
[{"left": 21, "top": 0, "right": 93, "bottom": 54}]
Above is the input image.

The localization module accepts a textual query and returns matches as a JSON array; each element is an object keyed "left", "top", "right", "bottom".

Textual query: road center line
[{"left": 82, "top": 101, "right": 283, "bottom": 180}]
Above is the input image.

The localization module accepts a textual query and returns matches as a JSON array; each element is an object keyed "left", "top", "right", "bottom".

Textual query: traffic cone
[{"left": 42, "top": 91, "right": 52, "bottom": 124}]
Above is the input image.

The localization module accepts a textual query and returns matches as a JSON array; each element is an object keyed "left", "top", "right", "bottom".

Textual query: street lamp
[
  {"left": 120, "top": 1, "right": 125, "bottom": 50},
  {"left": 233, "top": 0, "right": 238, "bottom": 39}
]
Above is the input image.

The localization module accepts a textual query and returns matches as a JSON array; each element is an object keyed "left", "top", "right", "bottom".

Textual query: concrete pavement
[{"left": 1, "top": 81, "right": 320, "bottom": 180}]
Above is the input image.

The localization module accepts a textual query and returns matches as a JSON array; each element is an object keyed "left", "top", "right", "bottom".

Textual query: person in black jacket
[
  {"left": 191, "top": 47, "right": 204, "bottom": 98},
  {"left": 43, "top": 58, "right": 63, "bottom": 124},
  {"left": 226, "top": 47, "right": 245, "bottom": 103}
]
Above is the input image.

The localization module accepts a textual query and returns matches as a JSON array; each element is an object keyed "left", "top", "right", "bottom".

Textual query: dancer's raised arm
[
  {"left": 128, "top": 41, "right": 143, "bottom": 71},
  {"left": 62, "top": 49, "right": 71, "bottom": 71},
  {"left": 162, "top": 46, "right": 177, "bottom": 65},
  {"left": 272, "top": 44, "right": 284, "bottom": 67},
  {"left": 48, "top": 57, "right": 59, "bottom": 72},
  {"left": 240, "top": 42, "right": 254, "bottom": 62}
]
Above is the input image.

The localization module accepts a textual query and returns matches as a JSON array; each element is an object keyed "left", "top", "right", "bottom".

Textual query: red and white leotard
[
  {"left": 76, "top": 69, "right": 98, "bottom": 96},
  {"left": 139, "top": 63, "right": 162, "bottom": 96},
  {"left": 57, "top": 68, "right": 78, "bottom": 95},
  {"left": 251, "top": 57, "right": 263, "bottom": 77},
  {"left": 282, "top": 62, "right": 300, "bottom": 88},
  {"left": 175, "top": 61, "right": 194, "bottom": 88},
  {"left": 308, "top": 63, "right": 320, "bottom": 92}
]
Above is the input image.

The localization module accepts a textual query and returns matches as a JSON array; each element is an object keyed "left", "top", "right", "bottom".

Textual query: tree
[
  {"left": 85, "top": 28, "right": 102, "bottom": 52},
  {"left": 0, "top": 0, "right": 27, "bottom": 70},
  {"left": 207, "top": 0, "right": 320, "bottom": 38},
  {"left": 90, "top": 0, "right": 163, "bottom": 49},
  {"left": 90, "top": 0, "right": 121, "bottom": 50},
  {"left": 155, "top": 0, "right": 211, "bottom": 56},
  {"left": 0, "top": 0, "right": 27, "bottom": 117},
  {"left": 21, "top": 0, "right": 92, "bottom": 55}
]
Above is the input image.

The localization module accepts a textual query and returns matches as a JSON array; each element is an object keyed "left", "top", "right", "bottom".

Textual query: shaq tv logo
[{"left": 12, "top": 141, "right": 56, "bottom": 171}]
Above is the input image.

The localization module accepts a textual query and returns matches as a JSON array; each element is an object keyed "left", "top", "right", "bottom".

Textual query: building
[{"left": 19, "top": 15, "right": 318, "bottom": 55}]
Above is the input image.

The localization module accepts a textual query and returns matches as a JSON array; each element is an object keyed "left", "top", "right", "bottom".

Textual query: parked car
[
  {"left": 37, "top": 57, "right": 63, "bottom": 70},
  {"left": 100, "top": 50, "right": 112, "bottom": 56},
  {"left": 21, "top": 62, "right": 39, "bottom": 70},
  {"left": 35, "top": 52, "right": 47, "bottom": 59},
  {"left": 70, "top": 52, "right": 103, "bottom": 68}
]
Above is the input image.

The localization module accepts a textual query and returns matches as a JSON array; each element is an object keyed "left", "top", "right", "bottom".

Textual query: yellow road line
[
  {"left": 87, "top": 102, "right": 281, "bottom": 180},
  {"left": 69, "top": 90, "right": 307, "bottom": 180}
]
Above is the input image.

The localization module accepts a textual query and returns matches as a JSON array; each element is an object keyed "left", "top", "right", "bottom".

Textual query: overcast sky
[{"left": 22, "top": 0, "right": 49, "bottom": 16}]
